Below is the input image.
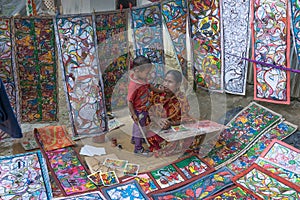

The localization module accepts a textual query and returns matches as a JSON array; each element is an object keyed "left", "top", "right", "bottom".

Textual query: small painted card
[
  {"left": 124, "top": 163, "right": 139, "bottom": 176},
  {"left": 87, "top": 171, "right": 103, "bottom": 186},
  {"left": 100, "top": 171, "right": 119, "bottom": 186},
  {"left": 103, "top": 158, "right": 128, "bottom": 169}
]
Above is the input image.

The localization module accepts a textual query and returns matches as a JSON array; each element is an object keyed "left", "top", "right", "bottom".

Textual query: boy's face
[{"left": 135, "top": 64, "right": 152, "bottom": 80}]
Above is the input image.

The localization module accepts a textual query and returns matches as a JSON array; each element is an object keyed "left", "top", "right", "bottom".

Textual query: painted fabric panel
[
  {"left": 189, "top": 0, "right": 223, "bottom": 91},
  {"left": 53, "top": 191, "right": 105, "bottom": 200},
  {"left": 291, "top": 0, "right": 300, "bottom": 62},
  {"left": 151, "top": 167, "right": 235, "bottom": 200},
  {"left": 222, "top": 0, "right": 251, "bottom": 95},
  {"left": 130, "top": 2, "right": 165, "bottom": 79},
  {"left": 95, "top": 10, "right": 129, "bottom": 112},
  {"left": 227, "top": 120, "right": 298, "bottom": 173},
  {"left": 45, "top": 147, "right": 97, "bottom": 195},
  {"left": 0, "top": 151, "right": 52, "bottom": 199},
  {"left": 13, "top": 17, "right": 58, "bottom": 122},
  {"left": 162, "top": 0, "right": 188, "bottom": 77},
  {"left": 55, "top": 15, "right": 107, "bottom": 136},
  {"left": 204, "top": 102, "right": 282, "bottom": 169},
  {"left": 0, "top": 18, "right": 19, "bottom": 117},
  {"left": 232, "top": 164, "right": 300, "bottom": 199},
  {"left": 252, "top": 0, "right": 291, "bottom": 104},
  {"left": 206, "top": 185, "right": 256, "bottom": 200}
]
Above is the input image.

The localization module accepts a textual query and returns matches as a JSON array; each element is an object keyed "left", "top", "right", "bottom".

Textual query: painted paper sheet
[
  {"left": 0, "top": 151, "right": 52, "bottom": 199},
  {"left": 291, "top": 0, "right": 300, "bottom": 61},
  {"left": 227, "top": 120, "right": 298, "bottom": 173},
  {"left": 53, "top": 191, "right": 105, "bottom": 200},
  {"left": 55, "top": 15, "right": 107, "bottom": 136},
  {"left": 130, "top": 2, "right": 165, "bottom": 80},
  {"left": 189, "top": 0, "right": 223, "bottom": 91},
  {"left": 0, "top": 17, "right": 19, "bottom": 116},
  {"left": 95, "top": 10, "right": 129, "bottom": 112},
  {"left": 162, "top": 0, "right": 188, "bottom": 77},
  {"left": 252, "top": 0, "right": 290, "bottom": 104},
  {"left": 45, "top": 147, "right": 97, "bottom": 195},
  {"left": 14, "top": 17, "right": 58, "bottom": 122},
  {"left": 204, "top": 102, "right": 282, "bottom": 169},
  {"left": 232, "top": 164, "right": 300, "bottom": 199},
  {"left": 206, "top": 185, "right": 256, "bottom": 200},
  {"left": 222, "top": 0, "right": 251, "bottom": 95},
  {"left": 102, "top": 180, "right": 149, "bottom": 200},
  {"left": 151, "top": 167, "right": 235, "bottom": 200}
]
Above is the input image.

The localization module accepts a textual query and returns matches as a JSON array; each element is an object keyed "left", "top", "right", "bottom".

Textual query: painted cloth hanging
[
  {"left": 161, "top": 0, "right": 188, "bottom": 78},
  {"left": 252, "top": 0, "right": 291, "bottom": 104},
  {"left": 222, "top": 0, "right": 251, "bottom": 95},
  {"left": 55, "top": 15, "right": 107, "bottom": 136},
  {"left": 290, "top": 0, "right": 300, "bottom": 62},
  {"left": 95, "top": 10, "right": 129, "bottom": 112},
  {"left": 130, "top": 2, "right": 165, "bottom": 81},
  {"left": 0, "top": 18, "right": 19, "bottom": 119},
  {"left": 189, "top": 0, "right": 223, "bottom": 92},
  {"left": 13, "top": 17, "right": 58, "bottom": 122}
]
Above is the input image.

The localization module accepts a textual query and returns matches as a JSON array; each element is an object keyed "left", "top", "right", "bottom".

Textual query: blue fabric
[{"left": 0, "top": 78, "right": 22, "bottom": 138}]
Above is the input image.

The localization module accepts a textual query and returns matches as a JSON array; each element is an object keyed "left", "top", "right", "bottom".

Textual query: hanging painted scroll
[
  {"left": 0, "top": 17, "right": 19, "bottom": 116},
  {"left": 222, "top": 0, "right": 251, "bottom": 95},
  {"left": 189, "top": 0, "right": 223, "bottom": 92},
  {"left": 55, "top": 15, "right": 107, "bottom": 136},
  {"left": 26, "top": 0, "right": 37, "bottom": 16},
  {"left": 291, "top": 0, "right": 300, "bottom": 61},
  {"left": 13, "top": 17, "right": 58, "bottom": 122},
  {"left": 130, "top": 2, "right": 165, "bottom": 80},
  {"left": 161, "top": 0, "right": 188, "bottom": 78},
  {"left": 95, "top": 10, "right": 129, "bottom": 112},
  {"left": 252, "top": 0, "right": 290, "bottom": 104}
]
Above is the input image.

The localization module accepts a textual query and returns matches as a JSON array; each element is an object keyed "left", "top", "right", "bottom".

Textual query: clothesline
[{"left": 226, "top": 52, "right": 300, "bottom": 74}]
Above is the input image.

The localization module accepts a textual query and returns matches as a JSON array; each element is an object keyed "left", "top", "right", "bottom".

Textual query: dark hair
[
  {"left": 132, "top": 55, "right": 152, "bottom": 71},
  {"left": 165, "top": 70, "right": 182, "bottom": 84}
]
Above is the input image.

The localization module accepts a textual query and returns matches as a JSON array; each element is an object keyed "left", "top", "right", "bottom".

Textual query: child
[{"left": 127, "top": 55, "right": 162, "bottom": 156}]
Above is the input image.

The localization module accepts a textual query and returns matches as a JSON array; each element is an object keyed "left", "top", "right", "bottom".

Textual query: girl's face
[{"left": 163, "top": 73, "right": 180, "bottom": 93}]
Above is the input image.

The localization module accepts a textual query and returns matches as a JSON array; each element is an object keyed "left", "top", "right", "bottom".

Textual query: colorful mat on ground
[
  {"left": 0, "top": 151, "right": 52, "bottom": 199},
  {"left": 0, "top": 17, "right": 19, "bottom": 117},
  {"left": 290, "top": 0, "right": 300, "bottom": 62},
  {"left": 130, "top": 2, "right": 165, "bottom": 80},
  {"left": 222, "top": 0, "right": 251, "bottom": 95},
  {"left": 252, "top": 0, "right": 291, "bottom": 104},
  {"left": 13, "top": 16, "right": 58, "bottom": 122},
  {"left": 34, "top": 125, "right": 75, "bottom": 151},
  {"left": 227, "top": 120, "right": 298, "bottom": 173},
  {"left": 55, "top": 14, "right": 107, "bottom": 136},
  {"left": 95, "top": 10, "right": 129, "bottom": 112},
  {"left": 189, "top": 0, "right": 223, "bottom": 91},
  {"left": 162, "top": 0, "right": 188, "bottom": 78},
  {"left": 53, "top": 191, "right": 105, "bottom": 200},
  {"left": 204, "top": 102, "right": 282, "bottom": 169},
  {"left": 151, "top": 166, "right": 235, "bottom": 199},
  {"left": 232, "top": 163, "right": 300, "bottom": 199},
  {"left": 206, "top": 185, "right": 256, "bottom": 200}
]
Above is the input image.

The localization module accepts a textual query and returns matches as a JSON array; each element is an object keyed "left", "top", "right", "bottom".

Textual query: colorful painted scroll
[
  {"left": 227, "top": 120, "right": 298, "bottom": 173},
  {"left": 222, "top": 0, "right": 251, "bottom": 95},
  {"left": 151, "top": 167, "right": 235, "bottom": 200},
  {"left": 252, "top": 0, "right": 290, "bottom": 104},
  {"left": 206, "top": 185, "right": 256, "bottom": 200},
  {"left": 53, "top": 191, "right": 105, "bottom": 200},
  {"left": 204, "top": 102, "right": 282, "bottom": 169},
  {"left": 189, "top": 0, "right": 223, "bottom": 91},
  {"left": 162, "top": 0, "right": 188, "bottom": 77},
  {"left": 0, "top": 17, "right": 19, "bottom": 116},
  {"left": 232, "top": 163, "right": 300, "bottom": 199},
  {"left": 13, "top": 17, "right": 58, "bottom": 122},
  {"left": 55, "top": 15, "right": 107, "bottom": 136},
  {"left": 95, "top": 10, "right": 129, "bottom": 112},
  {"left": 291, "top": 0, "right": 300, "bottom": 61},
  {"left": 130, "top": 2, "right": 165, "bottom": 80},
  {"left": 44, "top": 147, "right": 98, "bottom": 196},
  {"left": 0, "top": 151, "right": 52, "bottom": 199}
]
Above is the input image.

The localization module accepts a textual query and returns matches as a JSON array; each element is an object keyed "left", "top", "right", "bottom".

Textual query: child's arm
[{"left": 128, "top": 101, "right": 139, "bottom": 122}]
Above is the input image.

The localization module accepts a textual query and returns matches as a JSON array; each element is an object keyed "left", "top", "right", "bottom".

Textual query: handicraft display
[
  {"left": 0, "top": 151, "right": 52, "bottom": 199},
  {"left": 130, "top": 2, "right": 165, "bottom": 80},
  {"left": 252, "top": 0, "right": 291, "bottom": 104},
  {"left": 95, "top": 10, "right": 129, "bottom": 112},
  {"left": 206, "top": 185, "right": 256, "bottom": 200},
  {"left": 222, "top": 0, "right": 251, "bottom": 95},
  {"left": 55, "top": 14, "right": 107, "bottom": 136},
  {"left": 291, "top": 0, "right": 300, "bottom": 62},
  {"left": 13, "top": 16, "right": 58, "bottom": 122},
  {"left": 189, "top": 0, "right": 223, "bottom": 91}
]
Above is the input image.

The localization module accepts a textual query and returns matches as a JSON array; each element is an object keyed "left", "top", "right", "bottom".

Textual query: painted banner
[
  {"left": 95, "top": 10, "right": 129, "bottom": 112},
  {"left": 130, "top": 2, "right": 165, "bottom": 80},
  {"left": 222, "top": 0, "right": 251, "bottom": 95},
  {"left": 14, "top": 17, "right": 58, "bottom": 122},
  {"left": 290, "top": 0, "right": 300, "bottom": 62},
  {"left": 55, "top": 15, "right": 107, "bottom": 136},
  {"left": 189, "top": 0, "right": 223, "bottom": 91},
  {"left": 252, "top": 0, "right": 290, "bottom": 104}
]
